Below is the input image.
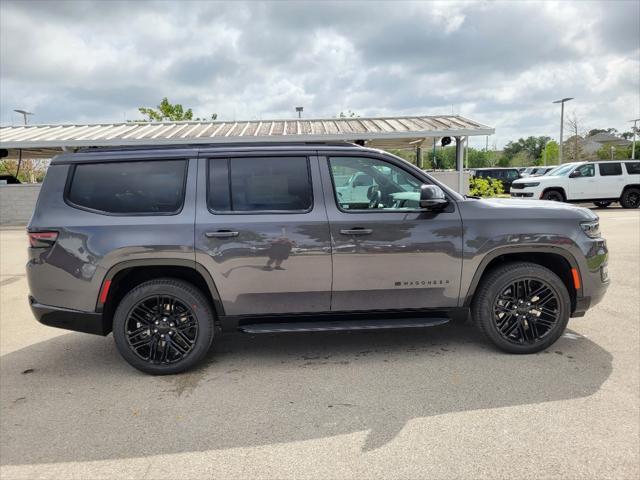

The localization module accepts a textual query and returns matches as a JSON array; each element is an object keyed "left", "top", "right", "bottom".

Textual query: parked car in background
[
  {"left": 27, "top": 143, "right": 609, "bottom": 374},
  {"left": 530, "top": 166, "right": 556, "bottom": 176},
  {"left": 469, "top": 167, "right": 521, "bottom": 192},
  {"left": 510, "top": 160, "right": 640, "bottom": 208}
]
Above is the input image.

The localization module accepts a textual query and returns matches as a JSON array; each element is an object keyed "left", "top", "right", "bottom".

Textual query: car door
[
  {"left": 195, "top": 153, "right": 332, "bottom": 316},
  {"left": 597, "top": 162, "right": 624, "bottom": 198},
  {"left": 320, "top": 154, "right": 463, "bottom": 311},
  {"left": 566, "top": 163, "right": 596, "bottom": 200}
]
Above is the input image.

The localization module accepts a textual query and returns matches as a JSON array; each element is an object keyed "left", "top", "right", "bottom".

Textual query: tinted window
[
  {"left": 574, "top": 164, "right": 595, "bottom": 177},
  {"left": 625, "top": 162, "right": 640, "bottom": 174},
  {"left": 506, "top": 170, "right": 520, "bottom": 180},
  {"left": 598, "top": 163, "right": 622, "bottom": 176},
  {"left": 208, "top": 157, "right": 312, "bottom": 212},
  {"left": 67, "top": 160, "right": 187, "bottom": 214},
  {"left": 329, "top": 156, "right": 423, "bottom": 211}
]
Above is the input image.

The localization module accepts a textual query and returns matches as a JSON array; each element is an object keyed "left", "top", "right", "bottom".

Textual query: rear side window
[
  {"left": 67, "top": 160, "right": 187, "bottom": 214},
  {"left": 598, "top": 163, "right": 622, "bottom": 176},
  {"left": 208, "top": 156, "right": 312, "bottom": 212},
  {"left": 626, "top": 162, "right": 640, "bottom": 174}
]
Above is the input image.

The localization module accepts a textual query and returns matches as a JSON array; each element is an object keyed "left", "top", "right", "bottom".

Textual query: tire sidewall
[
  {"left": 113, "top": 280, "right": 214, "bottom": 375},
  {"left": 542, "top": 190, "right": 564, "bottom": 202},
  {"left": 473, "top": 264, "right": 571, "bottom": 354},
  {"left": 621, "top": 188, "right": 640, "bottom": 209}
]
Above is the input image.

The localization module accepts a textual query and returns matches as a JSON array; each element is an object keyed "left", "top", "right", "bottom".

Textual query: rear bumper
[{"left": 29, "top": 296, "right": 111, "bottom": 336}]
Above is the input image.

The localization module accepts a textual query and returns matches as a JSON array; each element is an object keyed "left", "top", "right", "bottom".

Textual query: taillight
[{"left": 28, "top": 231, "right": 58, "bottom": 248}]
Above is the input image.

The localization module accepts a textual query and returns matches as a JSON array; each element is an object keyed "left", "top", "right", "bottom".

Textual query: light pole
[
  {"left": 13, "top": 109, "right": 34, "bottom": 125},
  {"left": 552, "top": 98, "right": 573, "bottom": 163},
  {"left": 13, "top": 109, "right": 34, "bottom": 180},
  {"left": 630, "top": 118, "right": 639, "bottom": 160}
]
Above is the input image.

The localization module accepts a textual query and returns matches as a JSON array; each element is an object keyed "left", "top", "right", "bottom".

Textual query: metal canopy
[{"left": 0, "top": 114, "right": 493, "bottom": 158}]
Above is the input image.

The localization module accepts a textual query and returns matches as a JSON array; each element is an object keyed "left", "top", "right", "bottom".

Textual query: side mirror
[
  {"left": 569, "top": 170, "right": 581, "bottom": 178},
  {"left": 420, "top": 184, "right": 448, "bottom": 210}
]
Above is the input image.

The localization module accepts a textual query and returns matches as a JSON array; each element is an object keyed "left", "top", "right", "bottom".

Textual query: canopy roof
[{"left": 0, "top": 114, "right": 494, "bottom": 159}]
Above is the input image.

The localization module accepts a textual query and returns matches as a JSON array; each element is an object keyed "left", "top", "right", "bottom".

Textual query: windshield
[{"left": 547, "top": 163, "right": 578, "bottom": 177}]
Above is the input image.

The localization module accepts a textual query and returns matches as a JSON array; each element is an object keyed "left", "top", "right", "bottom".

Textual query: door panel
[
  {"left": 597, "top": 163, "right": 625, "bottom": 198},
  {"left": 322, "top": 155, "right": 463, "bottom": 311},
  {"left": 566, "top": 163, "right": 596, "bottom": 200},
  {"left": 195, "top": 155, "right": 332, "bottom": 315}
]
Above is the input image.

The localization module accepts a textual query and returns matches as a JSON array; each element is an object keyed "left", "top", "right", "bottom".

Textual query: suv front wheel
[
  {"left": 472, "top": 262, "right": 570, "bottom": 354},
  {"left": 113, "top": 278, "right": 215, "bottom": 375},
  {"left": 541, "top": 189, "right": 564, "bottom": 202}
]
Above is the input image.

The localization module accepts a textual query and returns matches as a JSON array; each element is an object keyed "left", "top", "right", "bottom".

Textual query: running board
[{"left": 238, "top": 317, "right": 449, "bottom": 334}]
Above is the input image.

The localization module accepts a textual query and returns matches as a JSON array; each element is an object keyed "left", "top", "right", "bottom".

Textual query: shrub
[{"left": 469, "top": 177, "right": 505, "bottom": 197}]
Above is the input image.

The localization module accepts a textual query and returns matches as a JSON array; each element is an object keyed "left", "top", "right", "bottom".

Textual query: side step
[{"left": 238, "top": 317, "right": 449, "bottom": 334}]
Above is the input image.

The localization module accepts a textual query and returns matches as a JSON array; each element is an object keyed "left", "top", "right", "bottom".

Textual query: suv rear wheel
[
  {"left": 541, "top": 189, "right": 564, "bottom": 202},
  {"left": 112, "top": 278, "right": 215, "bottom": 375},
  {"left": 472, "top": 262, "right": 570, "bottom": 354},
  {"left": 620, "top": 187, "right": 640, "bottom": 209}
]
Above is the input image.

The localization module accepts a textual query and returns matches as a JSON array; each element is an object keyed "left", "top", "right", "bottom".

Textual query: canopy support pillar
[{"left": 455, "top": 136, "right": 465, "bottom": 194}]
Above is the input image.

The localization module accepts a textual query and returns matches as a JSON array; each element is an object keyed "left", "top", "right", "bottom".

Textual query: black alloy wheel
[
  {"left": 542, "top": 190, "right": 564, "bottom": 202},
  {"left": 621, "top": 188, "right": 640, "bottom": 209},
  {"left": 125, "top": 295, "right": 198, "bottom": 364},
  {"left": 113, "top": 279, "right": 214, "bottom": 375},
  {"left": 472, "top": 262, "right": 570, "bottom": 354},
  {"left": 492, "top": 278, "right": 559, "bottom": 345}
]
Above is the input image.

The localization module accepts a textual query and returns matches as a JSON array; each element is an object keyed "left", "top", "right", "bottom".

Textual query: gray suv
[{"left": 27, "top": 143, "right": 609, "bottom": 374}]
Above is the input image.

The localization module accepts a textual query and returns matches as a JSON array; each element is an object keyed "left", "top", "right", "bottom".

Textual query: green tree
[
  {"left": 596, "top": 144, "right": 632, "bottom": 160},
  {"left": 538, "top": 140, "right": 559, "bottom": 165},
  {"left": 338, "top": 110, "right": 359, "bottom": 118},
  {"left": 136, "top": 97, "right": 217, "bottom": 122},
  {"left": 502, "top": 136, "right": 551, "bottom": 165},
  {"left": 587, "top": 128, "right": 618, "bottom": 137}
]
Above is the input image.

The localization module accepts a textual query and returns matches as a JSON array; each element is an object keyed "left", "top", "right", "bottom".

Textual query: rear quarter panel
[{"left": 27, "top": 159, "right": 197, "bottom": 312}]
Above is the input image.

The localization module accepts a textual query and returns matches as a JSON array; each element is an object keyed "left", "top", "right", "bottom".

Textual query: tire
[
  {"left": 620, "top": 188, "right": 640, "bottom": 209},
  {"left": 593, "top": 201, "right": 612, "bottom": 208},
  {"left": 472, "top": 262, "right": 570, "bottom": 354},
  {"left": 112, "top": 278, "right": 215, "bottom": 375},
  {"left": 541, "top": 189, "right": 564, "bottom": 202}
]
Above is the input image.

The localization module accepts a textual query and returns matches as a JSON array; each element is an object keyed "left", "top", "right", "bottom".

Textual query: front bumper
[
  {"left": 571, "top": 239, "right": 609, "bottom": 317},
  {"left": 29, "top": 296, "right": 111, "bottom": 336},
  {"left": 510, "top": 191, "right": 535, "bottom": 198}
]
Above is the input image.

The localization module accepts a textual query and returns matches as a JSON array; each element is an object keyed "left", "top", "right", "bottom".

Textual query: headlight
[
  {"left": 580, "top": 220, "right": 601, "bottom": 238},
  {"left": 521, "top": 182, "right": 540, "bottom": 188}
]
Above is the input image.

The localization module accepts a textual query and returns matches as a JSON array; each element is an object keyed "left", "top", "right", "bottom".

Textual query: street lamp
[
  {"left": 552, "top": 98, "right": 573, "bottom": 163},
  {"left": 13, "top": 109, "right": 34, "bottom": 125},
  {"left": 12, "top": 109, "right": 34, "bottom": 179},
  {"left": 630, "top": 118, "right": 640, "bottom": 160}
]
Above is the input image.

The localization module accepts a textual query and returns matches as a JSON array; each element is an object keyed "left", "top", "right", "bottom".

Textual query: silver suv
[{"left": 27, "top": 143, "right": 609, "bottom": 374}]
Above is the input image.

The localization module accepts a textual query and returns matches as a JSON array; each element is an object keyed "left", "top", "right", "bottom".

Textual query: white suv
[{"left": 510, "top": 160, "right": 640, "bottom": 208}]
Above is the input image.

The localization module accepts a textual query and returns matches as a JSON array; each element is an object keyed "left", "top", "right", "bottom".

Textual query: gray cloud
[{"left": 1, "top": 0, "right": 638, "bottom": 146}]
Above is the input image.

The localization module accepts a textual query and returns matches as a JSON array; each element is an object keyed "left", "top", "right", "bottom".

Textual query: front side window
[
  {"left": 574, "top": 164, "right": 595, "bottom": 177},
  {"left": 598, "top": 163, "right": 622, "bottom": 176},
  {"left": 329, "top": 156, "right": 423, "bottom": 211},
  {"left": 208, "top": 156, "right": 312, "bottom": 212},
  {"left": 67, "top": 160, "right": 187, "bottom": 214}
]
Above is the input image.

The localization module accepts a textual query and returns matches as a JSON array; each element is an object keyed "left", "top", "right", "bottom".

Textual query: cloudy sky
[{"left": 1, "top": 0, "right": 638, "bottom": 147}]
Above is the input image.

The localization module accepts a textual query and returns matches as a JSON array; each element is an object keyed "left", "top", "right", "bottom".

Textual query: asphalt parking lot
[{"left": 0, "top": 208, "right": 638, "bottom": 480}]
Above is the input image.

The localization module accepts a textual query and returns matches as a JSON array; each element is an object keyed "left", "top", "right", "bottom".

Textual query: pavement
[{"left": 0, "top": 208, "right": 638, "bottom": 480}]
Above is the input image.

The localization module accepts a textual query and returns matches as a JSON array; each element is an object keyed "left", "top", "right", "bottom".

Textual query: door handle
[
  {"left": 340, "top": 228, "right": 373, "bottom": 235},
  {"left": 205, "top": 230, "right": 239, "bottom": 238}
]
